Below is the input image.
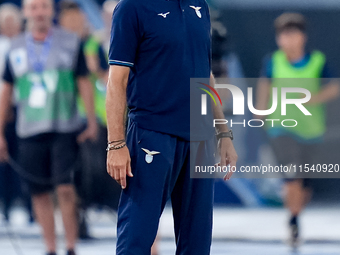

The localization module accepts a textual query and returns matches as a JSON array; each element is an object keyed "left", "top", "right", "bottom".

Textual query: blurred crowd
[{"left": 0, "top": 1, "right": 120, "bottom": 252}]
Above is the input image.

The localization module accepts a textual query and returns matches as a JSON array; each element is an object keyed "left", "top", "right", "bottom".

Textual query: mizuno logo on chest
[{"left": 158, "top": 12, "right": 170, "bottom": 18}]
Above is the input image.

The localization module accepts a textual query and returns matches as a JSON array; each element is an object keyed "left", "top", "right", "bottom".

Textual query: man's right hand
[
  {"left": 0, "top": 135, "right": 9, "bottom": 162},
  {"left": 107, "top": 146, "right": 133, "bottom": 189}
]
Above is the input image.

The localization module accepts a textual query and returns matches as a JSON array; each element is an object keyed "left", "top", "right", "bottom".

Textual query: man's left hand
[{"left": 218, "top": 138, "right": 238, "bottom": 181}]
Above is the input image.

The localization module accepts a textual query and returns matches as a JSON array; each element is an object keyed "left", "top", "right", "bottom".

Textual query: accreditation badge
[{"left": 28, "top": 74, "right": 47, "bottom": 109}]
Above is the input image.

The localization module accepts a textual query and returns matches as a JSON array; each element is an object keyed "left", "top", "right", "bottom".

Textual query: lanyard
[{"left": 26, "top": 30, "right": 53, "bottom": 73}]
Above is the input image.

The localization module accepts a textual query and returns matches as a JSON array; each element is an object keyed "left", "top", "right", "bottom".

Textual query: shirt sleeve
[
  {"left": 260, "top": 54, "right": 273, "bottom": 78},
  {"left": 2, "top": 56, "right": 14, "bottom": 85},
  {"left": 74, "top": 42, "right": 90, "bottom": 78},
  {"left": 108, "top": 0, "right": 142, "bottom": 68}
]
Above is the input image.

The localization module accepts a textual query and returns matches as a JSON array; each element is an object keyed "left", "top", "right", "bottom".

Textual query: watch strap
[{"left": 216, "top": 130, "right": 233, "bottom": 140}]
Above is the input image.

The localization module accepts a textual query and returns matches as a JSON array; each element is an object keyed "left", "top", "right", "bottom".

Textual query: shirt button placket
[{"left": 179, "top": 0, "right": 184, "bottom": 13}]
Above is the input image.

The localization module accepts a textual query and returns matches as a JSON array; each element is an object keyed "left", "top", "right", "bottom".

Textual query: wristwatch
[{"left": 216, "top": 130, "right": 233, "bottom": 140}]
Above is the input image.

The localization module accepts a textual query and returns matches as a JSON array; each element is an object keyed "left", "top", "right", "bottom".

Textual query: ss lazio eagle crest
[
  {"left": 141, "top": 148, "right": 161, "bottom": 164},
  {"left": 190, "top": 6, "right": 202, "bottom": 18}
]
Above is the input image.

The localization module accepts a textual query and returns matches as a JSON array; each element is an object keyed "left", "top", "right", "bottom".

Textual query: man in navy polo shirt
[{"left": 106, "top": 0, "right": 238, "bottom": 254}]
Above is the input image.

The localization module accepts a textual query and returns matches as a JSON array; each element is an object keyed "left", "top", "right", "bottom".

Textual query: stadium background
[{"left": 0, "top": 0, "right": 340, "bottom": 254}]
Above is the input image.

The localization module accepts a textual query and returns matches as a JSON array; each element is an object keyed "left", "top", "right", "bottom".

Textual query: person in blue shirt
[{"left": 105, "top": 0, "right": 238, "bottom": 254}]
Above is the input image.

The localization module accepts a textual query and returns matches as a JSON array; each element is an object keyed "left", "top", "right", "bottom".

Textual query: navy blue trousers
[{"left": 116, "top": 121, "right": 215, "bottom": 255}]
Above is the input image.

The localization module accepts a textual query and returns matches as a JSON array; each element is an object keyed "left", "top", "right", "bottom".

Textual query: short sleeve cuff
[{"left": 108, "top": 60, "right": 134, "bottom": 67}]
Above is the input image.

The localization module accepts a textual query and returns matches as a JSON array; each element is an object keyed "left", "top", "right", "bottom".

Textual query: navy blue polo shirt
[{"left": 108, "top": 0, "right": 212, "bottom": 141}]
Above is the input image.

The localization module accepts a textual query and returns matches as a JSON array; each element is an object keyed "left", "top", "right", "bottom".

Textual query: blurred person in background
[
  {"left": 59, "top": 0, "right": 108, "bottom": 126},
  {"left": 0, "top": 2, "right": 34, "bottom": 224},
  {"left": 59, "top": 0, "right": 122, "bottom": 241},
  {"left": 0, "top": 3, "right": 22, "bottom": 40},
  {"left": 256, "top": 13, "right": 339, "bottom": 248},
  {"left": 0, "top": 0, "right": 97, "bottom": 255}
]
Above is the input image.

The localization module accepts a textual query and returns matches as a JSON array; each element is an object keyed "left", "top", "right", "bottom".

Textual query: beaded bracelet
[{"left": 106, "top": 143, "right": 126, "bottom": 152}]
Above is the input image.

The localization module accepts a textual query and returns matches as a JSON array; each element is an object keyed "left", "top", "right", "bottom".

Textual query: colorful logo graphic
[{"left": 198, "top": 82, "right": 222, "bottom": 106}]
